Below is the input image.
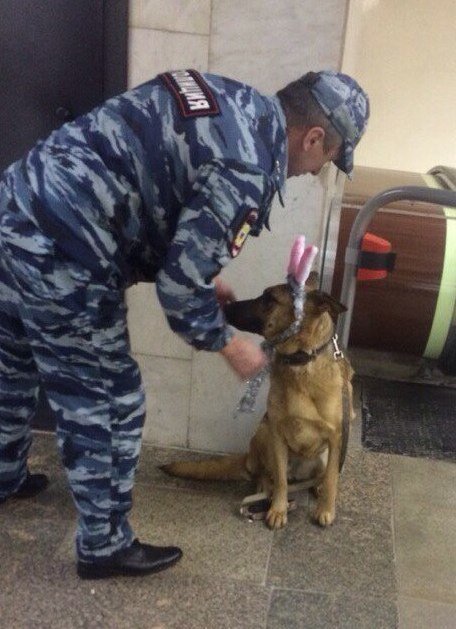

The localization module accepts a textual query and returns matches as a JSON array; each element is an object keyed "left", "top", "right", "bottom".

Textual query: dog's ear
[
  {"left": 310, "top": 291, "right": 347, "bottom": 320},
  {"left": 305, "top": 270, "right": 319, "bottom": 291}
]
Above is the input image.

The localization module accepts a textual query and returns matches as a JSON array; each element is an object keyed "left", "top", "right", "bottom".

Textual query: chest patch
[
  {"left": 160, "top": 69, "right": 220, "bottom": 118},
  {"left": 231, "top": 210, "right": 258, "bottom": 257}
]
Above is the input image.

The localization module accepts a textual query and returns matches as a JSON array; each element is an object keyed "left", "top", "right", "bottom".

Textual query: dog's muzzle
[{"left": 224, "top": 299, "right": 264, "bottom": 335}]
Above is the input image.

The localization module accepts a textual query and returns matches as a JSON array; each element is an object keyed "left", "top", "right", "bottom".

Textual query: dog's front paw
[
  {"left": 266, "top": 504, "right": 288, "bottom": 529},
  {"left": 312, "top": 503, "right": 335, "bottom": 527}
]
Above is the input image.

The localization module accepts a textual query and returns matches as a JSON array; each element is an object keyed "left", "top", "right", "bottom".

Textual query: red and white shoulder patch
[{"left": 231, "top": 210, "right": 258, "bottom": 257}]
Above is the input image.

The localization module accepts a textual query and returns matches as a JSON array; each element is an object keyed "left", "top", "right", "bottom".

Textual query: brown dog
[{"left": 162, "top": 280, "right": 355, "bottom": 529}]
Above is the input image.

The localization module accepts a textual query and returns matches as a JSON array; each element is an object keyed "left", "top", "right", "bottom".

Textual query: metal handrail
[
  {"left": 337, "top": 186, "right": 456, "bottom": 347},
  {"left": 428, "top": 166, "right": 456, "bottom": 191}
]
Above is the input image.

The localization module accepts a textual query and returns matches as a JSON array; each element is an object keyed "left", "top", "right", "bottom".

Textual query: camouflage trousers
[{"left": 0, "top": 191, "right": 146, "bottom": 562}]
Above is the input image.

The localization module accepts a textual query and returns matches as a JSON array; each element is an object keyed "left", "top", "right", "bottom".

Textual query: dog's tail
[{"left": 160, "top": 454, "right": 250, "bottom": 481}]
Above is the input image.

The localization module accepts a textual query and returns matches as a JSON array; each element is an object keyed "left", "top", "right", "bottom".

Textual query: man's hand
[
  {"left": 213, "top": 276, "right": 236, "bottom": 307},
  {"left": 219, "top": 335, "right": 268, "bottom": 380}
]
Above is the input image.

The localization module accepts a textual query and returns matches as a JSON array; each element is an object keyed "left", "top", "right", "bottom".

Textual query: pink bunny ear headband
[
  {"left": 287, "top": 235, "right": 319, "bottom": 323},
  {"left": 236, "top": 236, "right": 319, "bottom": 415}
]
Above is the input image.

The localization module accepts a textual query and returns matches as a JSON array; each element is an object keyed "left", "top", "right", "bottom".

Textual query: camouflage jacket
[{"left": 1, "top": 70, "right": 288, "bottom": 351}]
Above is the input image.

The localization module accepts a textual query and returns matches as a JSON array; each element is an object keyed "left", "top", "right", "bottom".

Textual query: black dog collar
[{"left": 275, "top": 335, "right": 344, "bottom": 366}]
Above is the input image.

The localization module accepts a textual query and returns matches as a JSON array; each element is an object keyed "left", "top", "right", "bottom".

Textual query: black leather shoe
[
  {"left": 77, "top": 539, "right": 183, "bottom": 579},
  {"left": 0, "top": 472, "right": 49, "bottom": 504}
]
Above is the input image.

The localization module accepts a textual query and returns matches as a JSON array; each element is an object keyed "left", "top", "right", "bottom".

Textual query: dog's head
[{"left": 224, "top": 278, "right": 346, "bottom": 348}]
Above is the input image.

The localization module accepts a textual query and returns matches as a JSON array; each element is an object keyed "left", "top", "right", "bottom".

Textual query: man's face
[{"left": 287, "top": 126, "right": 341, "bottom": 178}]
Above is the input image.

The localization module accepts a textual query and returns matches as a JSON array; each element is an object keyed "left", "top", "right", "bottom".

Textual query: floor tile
[
  {"left": 267, "top": 589, "right": 332, "bottom": 628},
  {"left": 267, "top": 510, "right": 396, "bottom": 597},
  {"left": 0, "top": 512, "right": 74, "bottom": 574},
  {"left": 1, "top": 561, "right": 114, "bottom": 629},
  {"left": 393, "top": 506, "right": 456, "bottom": 603},
  {"left": 2, "top": 561, "right": 270, "bottom": 629},
  {"left": 398, "top": 595, "right": 456, "bottom": 629},
  {"left": 331, "top": 593, "right": 398, "bottom": 628},
  {"left": 4, "top": 427, "right": 454, "bottom": 628},
  {"left": 131, "top": 483, "right": 274, "bottom": 584},
  {"left": 392, "top": 452, "right": 456, "bottom": 603},
  {"left": 114, "top": 573, "right": 271, "bottom": 629},
  {"left": 0, "top": 558, "right": 20, "bottom": 596},
  {"left": 336, "top": 448, "right": 392, "bottom": 516},
  {"left": 268, "top": 589, "right": 398, "bottom": 629},
  {"left": 392, "top": 454, "right": 456, "bottom": 512}
]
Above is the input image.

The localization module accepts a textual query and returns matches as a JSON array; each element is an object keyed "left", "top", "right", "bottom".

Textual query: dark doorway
[
  {"left": 0, "top": 0, "right": 129, "bottom": 430},
  {"left": 0, "top": 0, "right": 129, "bottom": 171}
]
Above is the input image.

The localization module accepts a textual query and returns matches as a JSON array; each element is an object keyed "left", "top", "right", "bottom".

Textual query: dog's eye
[{"left": 263, "top": 291, "right": 276, "bottom": 305}]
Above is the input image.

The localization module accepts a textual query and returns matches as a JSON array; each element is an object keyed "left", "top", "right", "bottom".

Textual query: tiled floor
[{"left": 1, "top": 393, "right": 455, "bottom": 628}]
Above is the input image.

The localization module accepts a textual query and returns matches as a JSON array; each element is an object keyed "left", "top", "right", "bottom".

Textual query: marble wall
[{"left": 127, "top": 0, "right": 348, "bottom": 452}]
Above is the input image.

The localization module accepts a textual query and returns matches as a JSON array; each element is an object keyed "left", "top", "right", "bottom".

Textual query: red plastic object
[{"left": 357, "top": 232, "right": 392, "bottom": 280}]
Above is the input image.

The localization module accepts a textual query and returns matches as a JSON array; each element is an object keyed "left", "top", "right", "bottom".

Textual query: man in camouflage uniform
[{"left": 0, "top": 69, "right": 369, "bottom": 579}]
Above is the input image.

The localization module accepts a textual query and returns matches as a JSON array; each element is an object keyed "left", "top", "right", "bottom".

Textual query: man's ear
[{"left": 302, "top": 126, "right": 325, "bottom": 152}]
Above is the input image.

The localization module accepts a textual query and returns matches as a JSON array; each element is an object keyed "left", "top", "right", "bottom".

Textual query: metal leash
[{"left": 235, "top": 280, "right": 306, "bottom": 416}]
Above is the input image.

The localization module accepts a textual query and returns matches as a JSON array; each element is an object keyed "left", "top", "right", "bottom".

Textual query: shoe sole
[{"left": 77, "top": 554, "right": 182, "bottom": 580}]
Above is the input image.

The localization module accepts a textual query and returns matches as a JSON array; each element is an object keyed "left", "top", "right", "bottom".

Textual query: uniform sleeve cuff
[{"left": 193, "top": 325, "right": 235, "bottom": 352}]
